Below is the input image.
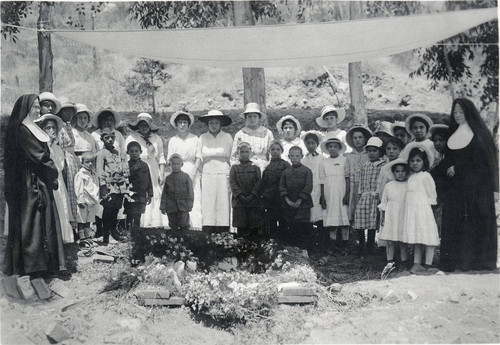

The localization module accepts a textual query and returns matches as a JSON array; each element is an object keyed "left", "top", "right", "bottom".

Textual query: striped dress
[
  {"left": 58, "top": 123, "right": 80, "bottom": 223},
  {"left": 354, "top": 159, "right": 385, "bottom": 229}
]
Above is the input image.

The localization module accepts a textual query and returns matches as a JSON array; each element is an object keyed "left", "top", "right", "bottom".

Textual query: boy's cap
[
  {"left": 316, "top": 105, "right": 346, "bottom": 127},
  {"left": 320, "top": 137, "right": 346, "bottom": 155},
  {"left": 364, "top": 136, "right": 384, "bottom": 149},
  {"left": 237, "top": 141, "right": 252, "bottom": 151},
  {"left": 169, "top": 153, "right": 183, "bottom": 162}
]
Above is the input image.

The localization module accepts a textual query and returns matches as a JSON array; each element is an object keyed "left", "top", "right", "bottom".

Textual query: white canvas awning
[{"left": 53, "top": 7, "right": 498, "bottom": 68}]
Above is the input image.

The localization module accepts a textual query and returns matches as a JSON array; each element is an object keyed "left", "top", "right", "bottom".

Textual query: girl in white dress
[
  {"left": 35, "top": 114, "right": 74, "bottom": 244},
  {"left": 126, "top": 113, "right": 168, "bottom": 228},
  {"left": 276, "top": 115, "right": 306, "bottom": 163},
  {"left": 401, "top": 113, "right": 438, "bottom": 162},
  {"left": 319, "top": 138, "right": 350, "bottom": 250},
  {"left": 167, "top": 111, "right": 202, "bottom": 230},
  {"left": 378, "top": 158, "right": 410, "bottom": 268},
  {"left": 71, "top": 104, "right": 99, "bottom": 159},
  {"left": 403, "top": 145, "right": 439, "bottom": 274}
]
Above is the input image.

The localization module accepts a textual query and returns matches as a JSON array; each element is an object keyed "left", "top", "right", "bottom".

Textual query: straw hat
[
  {"left": 239, "top": 102, "right": 267, "bottom": 121},
  {"left": 405, "top": 113, "right": 433, "bottom": 138},
  {"left": 400, "top": 141, "right": 435, "bottom": 167},
  {"left": 320, "top": 137, "right": 346, "bottom": 155},
  {"left": 128, "top": 113, "right": 160, "bottom": 132},
  {"left": 429, "top": 124, "right": 449, "bottom": 138},
  {"left": 34, "top": 113, "right": 64, "bottom": 130},
  {"left": 170, "top": 111, "right": 195, "bottom": 128},
  {"left": 364, "top": 136, "right": 384, "bottom": 149},
  {"left": 276, "top": 115, "right": 302, "bottom": 136},
  {"left": 91, "top": 108, "right": 121, "bottom": 128},
  {"left": 74, "top": 103, "right": 93, "bottom": 117},
  {"left": 39, "top": 92, "right": 62, "bottom": 114},
  {"left": 391, "top": 121, "right": 408, "bottom": 135},
  {"left": 385, "top": 158, "right": 410, "bottom": 180},
  {"left": 59, "top": 102, "right": 77, "bottom": 113},
  {"left": 316, "top": 105, "right": 346, "bottom": 127},
  {"left": 374, "top": 121, "right": 394, "bottom": 137},
  {"left": 199, "top": 110, "right": 232, "bottom": 127},
  {"left": 346, "top": 124, "right": 373, "bottom": 149}
]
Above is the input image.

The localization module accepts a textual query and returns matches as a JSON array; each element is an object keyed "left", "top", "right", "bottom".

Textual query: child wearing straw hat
[
  {"left": 316, "top": 105, "right": 351, "bottom": 154},
  {"left": 277, "top": 115, "right": 306, "bottom": 163}
]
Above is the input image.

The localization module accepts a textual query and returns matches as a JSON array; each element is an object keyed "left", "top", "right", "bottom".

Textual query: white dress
[
  {"left": 197, "top": 131, "right": 233, "bottom": 227},
  {"left": 167, "top": 133, "right": 202, "bottom": 230},
  {"left": 378, "top": 180, "right": 407, "bottom": 242},
  {"left": 126, "top": 132, "right": 168, "bottom": 228},
  {"left": 231, "top": 126, "right": 274, "bottom": 173},
  {"left": 72, "top": 128, "right": 99, "bottom": 156},
  {"left": 402, "top": 171, "right": 440, "bottom": 246},
  {"left": 280, "top": 137, "right": 307, "bottom": 163},
  {"left": 302, "top": 153, "right": 324, "bottom": 223},
  {"left": 50, "top": 144, "right": 74, "bottom": 243},
  {"left": 319, "top": 155, "right": 350, "bottom": 227}
]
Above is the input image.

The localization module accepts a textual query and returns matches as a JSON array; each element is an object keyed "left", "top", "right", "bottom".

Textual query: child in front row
[
  {"left": 319, "top": 138, "right": 350, "bottom": 252},
  {"left": 160, "top": 154, "right": 193, "bottom": 231},
  {"left": 354, "top": 137, "right": 385, "bottom": 257},
  {"left": 279, "top": 146, "right": 313, "bottom": 250},
  {"left": 74, "top": 152, "right": 100, "bottom": 247},
  {"left": 229, "top": 142, "right": 263, "bottom": 241},
  {"left": 403, "top": 145, "right": 440, "bottom": 274},
  {"left": 260, "top": 141, "right": 291, "bottom": 241},
  {"left": 125, "top": 141, "right": 153, "bottom": 231},
  {"left": 378, "top": 158, "right": 410, "bottom": 269}
]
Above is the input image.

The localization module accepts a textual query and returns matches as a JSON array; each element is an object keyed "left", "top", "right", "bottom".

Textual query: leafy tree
[
  {"left": 1, "top": 1, "right": 33, "bottom": 43},
  {"left": 66, "top": 2, "right": 105, "bottom": 29},
  {"left": 124, "top": 58, "right": 172, "bottom": 114}
]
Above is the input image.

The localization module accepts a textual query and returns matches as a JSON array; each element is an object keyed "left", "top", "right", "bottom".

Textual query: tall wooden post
[
  {"left": 232, "top": 1, "right": 267, "bottom": 117},
  {"left": 37, "top": 2, "right": 53, "bottom": 92},
  {"left": 347, "top": 1, "right": 367, "bottom": 126},
  {"left": 91, "top": 13, "right": 98, "bottom": 72}
]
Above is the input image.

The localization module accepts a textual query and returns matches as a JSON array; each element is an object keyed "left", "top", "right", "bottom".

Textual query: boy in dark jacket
[
  {"left": 229, "top": 142, "right": 263, "bottom": 241},
  {"left": 279, "top": 146, "right": 313, "bottom": 250},
  {"left": 124, "top": 141, "right": 153, "bottom": 231},
  {"left": 160, "top": 154, "right": 193, "bottom": 231}
]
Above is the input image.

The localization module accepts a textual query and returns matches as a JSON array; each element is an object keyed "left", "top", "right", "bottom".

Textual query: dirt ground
[{"left": 1, "top": 235, "right": 499, "bottom": 345}]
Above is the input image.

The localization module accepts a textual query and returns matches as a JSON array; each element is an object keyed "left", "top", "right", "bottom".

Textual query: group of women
[{"left": 2, "top": 92, "right": 498, "bottom": 277}]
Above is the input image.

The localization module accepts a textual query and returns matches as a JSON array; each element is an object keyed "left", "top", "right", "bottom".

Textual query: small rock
[
  {"left": 31, "top": 278, "right": 52, "bottom": 300},
  {"left": 45, "top": 322, "right": 71, "bottom": 343},
  {"left": 301, "top": 250, "right": 309, "bottom": 258},
  {"left": 382, "top": 290, "right": 400, "bottom": 304},
  {"left": 329, "top": 283, "right": 342, "bottom": 293},
  {"left": 116, "top": 318, "right": 141, "bottom": 332},
  {"left": 103, "top": 331, "right": 133, "bottom": 344},
  {"left": 406, "top": 290, "right": 418, "bottom": 300},
  {"left": 93, "top": 254, "right": 115, "bottom": 263},
  {"left": 186, "top": 260, "right": 197, "bottom": 271},
  {"left": 372, "top": 289, "right": 384, "bottom": 300},
  {"left": 3, "top": 275, "right": 22, "bottom": 299},
  {"left": 49, "top": 280, "right": 71, "bottom": 298},
  {"left": 435, "top": 270, "right": 445, "bottom": 276},
  {"left": 25, "top": 328, "right": 48, "bottom": 345},
  {"left": 448, "top": 294, "right": 460, "bottom": 303},
  {"left": 17, "top": 276, "right": 37, "bottom": 301}
]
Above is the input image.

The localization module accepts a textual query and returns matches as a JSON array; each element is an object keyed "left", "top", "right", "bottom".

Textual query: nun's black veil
[{"left": 449, "top": 98, "right": 499, "bottom": 192}]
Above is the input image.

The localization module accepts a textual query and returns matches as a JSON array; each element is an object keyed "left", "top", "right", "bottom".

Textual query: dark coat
[
  {"left": 160, "top": 171, "right": 194, "bottom": 213},
  {"left": 229, "top": 160, "right": 261, "bottom": 208},
  {"left": 128, "top": 159, "right": 153, "bottom": 204}
]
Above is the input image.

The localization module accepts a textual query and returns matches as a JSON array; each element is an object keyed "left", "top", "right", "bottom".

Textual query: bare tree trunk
[
  {"left": 91, "top": 13, "right": 98, "bottom": 72},
  {"left": 38, "top": 2, "right": 53, "bottom": 92},
  {"left": 347, "top": 1, "right": 367, "bottom": 127},
  {"left": 443, "top": 45, "right": 456, "bottom": 100},
  {"left": 151, "top": 74, "right": 156, "bottom": 114},
  {"left": 232, "top": 1, "right": 267, "bottom": 121}
]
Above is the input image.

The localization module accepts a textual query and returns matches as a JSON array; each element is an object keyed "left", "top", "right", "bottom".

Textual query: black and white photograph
[{"left": 0, "top": 0, "right": 499, "bottom": 343}]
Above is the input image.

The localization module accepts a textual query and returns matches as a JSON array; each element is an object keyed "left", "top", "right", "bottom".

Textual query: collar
[
  {"left": 292, "top": 162, "right": 302, "bottom": 168},
  {"left": 306, "top": 151, "right": 319, "bottom": 157},
  {"left": 22, "top": 116, "right": 50, "bottom": 142},
  {"left": 448, "top": 123, "right": 473, "bottom": 150},
  {"left": 239, "top": 159, "right": 251, "bottom": 164},
  {"left": 241, "top": 126, "right": 267, "bottom": 135}
]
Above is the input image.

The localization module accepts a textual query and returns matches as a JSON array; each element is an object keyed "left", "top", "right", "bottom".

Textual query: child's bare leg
[
  {"left": 410, "top": 244, "right": 426, "bottom": 273},
  {"left": 386, "top": 241, "right": 395, "bottom": 261},
  {"left": 424, "top": 245, "right": 436, "bottom": 266}
]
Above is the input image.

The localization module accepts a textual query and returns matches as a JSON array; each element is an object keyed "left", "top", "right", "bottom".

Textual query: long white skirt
[
  {"left": 181, "top": 161, "right": 202, "bottom": 230},
  {"left": 53, "top": 174, "right": 74, "bottom": 243},
  {"left": 201, "top": 171, "right": 231, "bottom": 227},
  {"left": 141, "top": 156, "right": 169, "bottom": 228}
]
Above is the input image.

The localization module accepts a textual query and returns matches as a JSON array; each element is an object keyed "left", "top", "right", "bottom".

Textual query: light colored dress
[
  {"left": 197, "top": 131, "right": 233, "bottom": 226},
  {"left": 320, "top": 155, "right": 350, "bottom": 227},
  {"left": 378, "top": 180, "right": 408, "bottom": 242},
  {"left": 344, "top": 149, "right": 369, "bottom": 221},
  {"left": 167, "top": 133, "right": 202, "bottom": 230},
  {"left": 126, "top": 132, "right": 168, "bottom": 228},
  {"left": 49, "top": 144, "right": 74, "bottom": 243},
  {"left": 280, "top": 137, "right": 307, "bottom": 163},
  {"left": 402, "top": 171, "right": 440, "bottom": 246},
  {"left": 72, "top": 127, "right": 99, "bottom": 157},
  {"left": 231, "top": 126, "right": 274, "bottom": 173},
  {"left": 302, "top": 152, "right": 324, "bottom": 223}
]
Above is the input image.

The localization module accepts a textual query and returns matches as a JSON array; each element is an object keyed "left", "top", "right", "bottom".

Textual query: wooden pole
[
  {"left": 347, "top": 1, "right": 367, "bottom": 127},
  {"left": 443, "top": 45, "right": 456, "bottom": 100},
  {"left": 37, "top": 2, "right": 53, "bottom": 93},
  {"left": 232, "top": 1, "right": 267, "bottom": 120},
  {"left": 91, "top": 13, "right": 98, "bottom": 72}
]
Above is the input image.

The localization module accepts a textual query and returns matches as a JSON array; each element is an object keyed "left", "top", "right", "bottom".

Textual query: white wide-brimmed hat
[
  {"left": 59, "top": 102, "right": 77, "bottom": 113},
  {"left": 346, "top": 124, "right": 373, "bottom": 149},
  {"left": 34, "top": 113, "right": 64, "bottom": 130},
  {"left": 316, "top": 105, "right": 346, "bottom": 127},
  {"left": 391, "top": 121, "right": 408, "bottom": 135},
  {"left": 385, "top": 158, "right": 410, "bottom": 180},
  {"left": 239, "top": 102, "right": 267, "bottom": 121},
  {"left": 38, "top": 92, "right": 62, "bottom": 114},
  {"left": 374, "top": 121, "right": 394, "bottom": 137},
  {"left": 429, "top": 124, "right": 449, "bottom": 138},
  {"left": 74, "top": 103, "right": 93, "bottom": 117},
  {"left": 320, "top": 137, "right": 346, "bottom": 155},
  {"left": 276, "top": 115, "right": 302, "bottom": 136},
  {"left": 400, "top": 141, "right": 435, "bottom": 167},
  {"left": 91, "top": 108, "right": 121, "bottom": 128},
  {"left": 364, "top": 136, "right": 384, "bottom": 149},
  {"left": 199, "top": 109, "right": 232, "bottom": 127},
  {"left": 300, "top": 130, "right": 324, "bottom": 145},
  {"left": 170, "top": 111, "right": 195, "bottom": 128},
  {"left": 405, "top": 113, "right": 433, "bottom": 138},
  {"left": 128, "top": 112, "right": 160, "bottom": 132}
]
